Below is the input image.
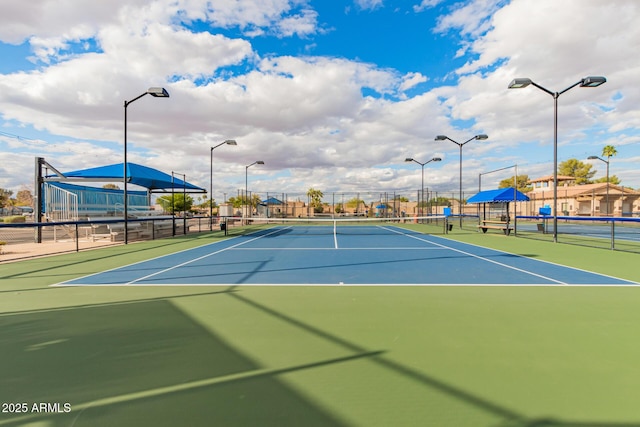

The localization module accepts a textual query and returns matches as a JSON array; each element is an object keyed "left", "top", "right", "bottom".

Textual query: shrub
[{"left": 3, "top": 216, "right": 26, "bottom": 223}]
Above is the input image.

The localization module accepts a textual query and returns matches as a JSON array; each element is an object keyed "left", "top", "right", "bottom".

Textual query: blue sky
[{"left": 1, "top": 0, "right": 639, "bottom": 203}]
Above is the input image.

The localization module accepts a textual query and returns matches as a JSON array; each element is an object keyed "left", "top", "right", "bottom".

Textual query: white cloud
[
  {"left": 413, "top": 0, "right": 445, "bottom": 13},
  {"left": 0, "top": 0, "right": 319, "bottom": 48},
  {"left": 398, "top": 72, "right": 428, "bottom": 92},
  {"left": 0, "top": 0, "right": 147, "bottom": 44},
  {"left": 433, "top": 0, "right": 502, "bottom": 38},
  {"left": 178, "top": 0, "right": 319, "bottom": 38},
  {"left": 354, "top": 0, "right": 384, "bottom": 11},
  {"left": 274, "top": 8, "right": 319, "bottom": 38}
]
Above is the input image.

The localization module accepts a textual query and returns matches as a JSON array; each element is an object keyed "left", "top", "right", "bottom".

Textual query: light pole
[
  {"left": 210, "top": 140, "right": 237, "bottom": 230},
  {"left": 245, "top": 161, "right": 264, "bottom": 220},
  {"left": 587, "top": 155, "right": 610, "bottom": 216},
  {"left": 405, "top": 157, "right": 441, "bottom": 219},
  {"left": 124, "top": 87, "right": 169, "bottom": 244},
  {"left": 508, "top": 76, "right": 606, "bottom": 242},
  {"left": 435, "top": 134, "right": 488, "bottom": 228}
]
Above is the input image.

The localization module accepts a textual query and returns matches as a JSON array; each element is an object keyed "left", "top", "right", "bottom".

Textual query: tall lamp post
[
  {"left": 124, "top": 87, "right": 169, "bottom": 244},
  {"left": 587, "top": 155, "right": 610, "bottom": 216},
  {"left": 435, "top": 134, "right": 488, "bottom": 228},
  {"left": 508, "top": 76, "right": 606, "bottom": 242},
  {"left": 245, "top": 161, "right": 264, "bottom": 220},
  {"left": 405, "top": 157, "right": 442, "bottom": 219},
  {"left": 210, "top": 140, "right": 237, "bottom": 230}
]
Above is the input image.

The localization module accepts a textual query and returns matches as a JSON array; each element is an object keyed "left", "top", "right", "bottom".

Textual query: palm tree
[
  {"left": 602, "top": 145, "right": 618, "bottom": 169},
  {"left": 601, "top": 145, "right": 617, "bottom": 216},
  {"left": 306, "top": 188, "right": 324, "bottom": 214}
]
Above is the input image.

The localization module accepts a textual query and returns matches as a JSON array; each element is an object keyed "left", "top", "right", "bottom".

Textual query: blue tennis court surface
[{"left": 58, "top": 225, "right": 636, "bottom": 286}]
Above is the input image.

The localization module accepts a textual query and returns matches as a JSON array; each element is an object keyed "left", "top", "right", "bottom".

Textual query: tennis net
[{"left": 221, "top": 215, "right": 449, "bottom": 237}]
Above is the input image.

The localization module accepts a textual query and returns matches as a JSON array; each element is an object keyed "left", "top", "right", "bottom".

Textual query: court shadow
[
  {"left": 230, "top": 292, "right": 640, "bottom": 427},
  {"left": 0, "top": 299, "right": 349, "bottom": 427},
  {"left": 0, "top": 288, "right": 238, "bottom": 316}
]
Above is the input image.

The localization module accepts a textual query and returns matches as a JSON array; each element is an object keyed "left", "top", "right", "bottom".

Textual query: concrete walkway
[{"left": 0, "top": 239, "right": 117, "bottom": 262}]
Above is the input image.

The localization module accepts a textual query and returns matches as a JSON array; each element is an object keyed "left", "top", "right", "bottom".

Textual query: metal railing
[
  {"left": 514, "top": 215, "right": 640, "bottom": 253},
  {"left": 44, "top": 182, "right": 78, "bottom": 221},
  {"left": 0, "top": 215, "right": 219, "bottom": 262}
]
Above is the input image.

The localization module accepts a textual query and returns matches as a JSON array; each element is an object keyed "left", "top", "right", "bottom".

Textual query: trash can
[
  {"left": 536, "top": 223, "right": 545, "bottom": 232},
  {"left": 448, "top": 223, "right": 453, "bottom": 231},
  {"left": 220, "top": 222, "right": 226, "bottom": 231}
]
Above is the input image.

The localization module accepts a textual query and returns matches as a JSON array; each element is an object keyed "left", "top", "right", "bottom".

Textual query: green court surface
[{"left": 2, "top": 229, "right": 640, "bottom": 426}]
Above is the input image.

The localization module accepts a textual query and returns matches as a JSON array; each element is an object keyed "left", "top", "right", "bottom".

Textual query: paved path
[{"left": 0, "top": 239, "right": 116, "bottom": 262}]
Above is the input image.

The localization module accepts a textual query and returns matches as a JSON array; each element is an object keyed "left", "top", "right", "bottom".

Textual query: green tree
[
  {"left": 498, "top": 175, "right": 532, "bottom": 192},
  {"left": 431, "top": 197, "right": 451, "bottom": 207},
  {"left": 15, "top": 188, "right": 34, "bottom": 206},
  {"left": 0, "top": 188, "right": 13, "bottom": 209},
  {"left": 594, "top": 175, "right": 621, "bottom": 185},
  {"left": 227, "top": 196, "right": 242, "bottom": 209},
  {"left": 156, "top": 193, "right": 194, "bottom": 214},
  {"left": 307, "top": 188, "right": 324, "bottom": 213},
  {"left": 345, "top": 197, "right": 365, "bottom": 214},
  {"left": 558, "top": 159, "right": 595, "bottom": 184},
  {"left": 345, "top": 198, "right": 364, "bottom": 208},
  {"left": 228, "top": 194, "right": 261, "bottom": 209},
  {"left": 200, "top": 194, "right": 217, "bottom": 209}
]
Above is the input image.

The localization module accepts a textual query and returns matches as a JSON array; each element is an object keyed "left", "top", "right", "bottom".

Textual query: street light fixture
[
  {"left": 210, "top": 140, "right": 237, "bottom": 230},
  {"left": 587, "top": 155, "right": 610, "bottom": 216},
  {"left": 508, "top": 76, "right": 606, "bottom": 242},
  {"left": 435, "top": 134, "right": 488, "bottom": 228},
  {"left": 405, "top": 157, "right": 441, "bottom": 219},
  {"left": 245, "top": 161, "right": 264, "bottom": 220},
  {"left": 123, "top": 87, "right": 170, "bottom": 244}
]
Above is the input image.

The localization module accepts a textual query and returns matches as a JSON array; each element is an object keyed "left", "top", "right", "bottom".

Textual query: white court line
[
  {"left": 52, "top": 233, "right": 248, "bottom": 287},
  {"left": 379, "top": 226, "right": 568, "bottom": 285},
  {"left": 230, "top": 247, "right": 445, "bottom": 250},
  {"left": 125, "top": 227, "right": 291, "bottom": 285}
]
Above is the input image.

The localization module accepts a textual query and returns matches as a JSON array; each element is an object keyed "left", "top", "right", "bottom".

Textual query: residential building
[{"left": 525, "top": 175, "right": 640, "bottom": 217}]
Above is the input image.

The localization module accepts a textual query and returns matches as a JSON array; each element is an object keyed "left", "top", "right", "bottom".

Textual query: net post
[{"left": 610, "top": 220, "right": 614, "bottom": 250}]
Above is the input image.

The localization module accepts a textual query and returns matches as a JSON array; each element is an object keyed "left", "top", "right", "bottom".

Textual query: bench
[
  {"left": 86, "top": 217, "right": 122, "bottom": 241},
  {"left": 108, "top": 222, "right": 146, "bottom": 241},
  {"left": 153, "top": 220, "right": 185, "bottom": 238},
  {"left": 478, "top": 219, "right": 513, "bottom": 235}
]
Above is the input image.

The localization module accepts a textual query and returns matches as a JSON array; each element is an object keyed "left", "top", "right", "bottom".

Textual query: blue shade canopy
[
  {"left": 467, "top": 188, "right": 530, "bottom": 204},
  {"left": 262, "top": 197, "right": 283, "bottom": 205},
  {"left": 59, "top": 163, "right": 205, "bottom": 192}
]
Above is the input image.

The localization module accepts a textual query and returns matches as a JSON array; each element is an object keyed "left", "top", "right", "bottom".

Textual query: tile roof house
[{"left": 525, "top": 175, "right": 640, "bottom": 216}]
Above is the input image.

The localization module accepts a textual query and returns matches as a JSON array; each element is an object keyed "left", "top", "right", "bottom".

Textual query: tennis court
[
  {"left": 3, "top": 220, "right": 640, "bottom": 427},
  {"left": 59, "top": 219, "right": 635, "bottom": 286}
]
